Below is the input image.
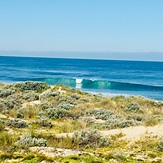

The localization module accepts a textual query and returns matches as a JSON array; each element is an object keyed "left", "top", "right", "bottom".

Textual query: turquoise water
[{"left": 0, "top": 56, "right": 163, "bottom": 100}]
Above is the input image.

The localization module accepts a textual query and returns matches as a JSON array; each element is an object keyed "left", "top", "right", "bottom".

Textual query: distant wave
[{"left": 29, "top": 77, "right": 163, "bottom": 92}]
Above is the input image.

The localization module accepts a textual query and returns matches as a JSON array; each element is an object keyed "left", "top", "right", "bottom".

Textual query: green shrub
[
  {"left": 46, "top": 108, "right": 69, "bottom": 120},
  {"left": 5, "top": 97, "right": 19, "bottom": 109},
  {"left": 127, "top": 115, "right": 143, "bottom": 121},
  {"left": 158, "top": 139, "right": 163, "bottom": 151},
  {"left": 57, "top": 103, "right": 75, "bottom": 110},
  {"left": 58, "top": 95, "right": 76, "bottom": 105},
  {"left": 36, "top": 119, "right": 53, "bottom": 128},
  {"left": 87, "top": 109, "right": 116, "bottom": 120},
  {"left": 82, "top": 117, "right": 94, "bottom": 124},
  {"left": 17, "top": 112, "right": 24, "bottom": 118},
  {"left": 87, "top": 109, "right": 137, "bottom": 129},
  {"left": 105, "top": 118, "right": 136, "bottom": 129},
  {"left": 39, "top": 89, "right": 59, "bottom": 100},
  {"left": 15, "top": 133, "right": 46, "bottom": 148},
  {"left": 125, "top": 102, "right": 143, "bottom": 113},
  {"left": 0, "top": 88, "right": 15, "bottom": 98},
  {"left": 7, "top": 118, "right": 28, "bottom": 128},
  {"left": 92, "top": 118, "right": 137, "bottom": 130},
  {"left": 66, "top": 108, "right": 85, "bottom": 120},
  {"left": 0, "top": 95, "right": 21, "bottom": 111},
  {"left": 14, "top": 81, "right": 49, "bottom": 92},
  {"left": 39, "top": 102, "right": 53, "bottom": 110},
  {"left": 72, "top": 129, "right": 109, "bottom": 149},
  {"left": 37, "top": 111, "right": 47, "bottom": 119},
  {"left": 23, "top": 91, "right": 39, "bottom": 102}
]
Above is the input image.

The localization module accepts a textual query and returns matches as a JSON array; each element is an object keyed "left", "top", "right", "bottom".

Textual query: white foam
[
  {"left": 76, "top": 84, "right": 82, "bottom": 89},
  {"left": 76, "top": 78, "right": 83, "bottom": 84}
]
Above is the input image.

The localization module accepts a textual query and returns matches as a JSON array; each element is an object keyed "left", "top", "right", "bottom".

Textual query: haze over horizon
[
  {"left": 1, "top": 51, "right": 163, "bottom": 62},
  {"left": 0, "top": 0, "right": 163, "bottom": 60}
]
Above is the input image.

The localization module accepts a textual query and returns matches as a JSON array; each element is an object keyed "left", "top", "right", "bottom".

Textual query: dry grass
[{"left": 1, "top": 82, "right": 163, "bottom": 162}]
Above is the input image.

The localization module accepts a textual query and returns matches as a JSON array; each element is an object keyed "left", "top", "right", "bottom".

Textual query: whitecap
[{"left": 76, "top": 78, "right": 83, "bottom": 84}]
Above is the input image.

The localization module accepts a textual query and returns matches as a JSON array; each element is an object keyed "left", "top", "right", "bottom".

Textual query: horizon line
[{"left": 1, "top": 54, "right": 163, "bottom": 63}]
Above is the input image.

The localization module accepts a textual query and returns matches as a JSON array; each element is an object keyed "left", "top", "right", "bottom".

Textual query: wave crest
[
  {"left": 76, "top": 78, "right": 83, "bottom": 84},
  {"left": 30, "top": 77, "right": 163, "bottom": 92}
]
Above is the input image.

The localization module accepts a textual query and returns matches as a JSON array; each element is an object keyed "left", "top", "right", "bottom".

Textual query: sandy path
[
  {"left": 14, "top": 124, "right": 163, "bottom": 160},
  {"left": 56, "top": 124, "right": 163, "bottom": 141},
  {"left": 100, "top": 124, "right": 163, "bottom": 140}
]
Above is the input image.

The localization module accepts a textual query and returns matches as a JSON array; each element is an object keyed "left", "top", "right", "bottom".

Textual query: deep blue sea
[{"left": 0, "top": 56, "right": 163, "bottom": 100}]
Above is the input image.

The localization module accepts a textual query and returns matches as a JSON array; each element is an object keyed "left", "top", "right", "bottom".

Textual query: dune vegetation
[{"left": 0, "top": 81, "right": 163, "bottom": 162}]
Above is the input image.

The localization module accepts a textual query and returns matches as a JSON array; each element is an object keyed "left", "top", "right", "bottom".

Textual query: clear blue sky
[{"left": 0, "top": 0, "right": 163, "bottom": 59}]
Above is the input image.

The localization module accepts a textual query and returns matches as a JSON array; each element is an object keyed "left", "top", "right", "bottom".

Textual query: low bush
[
  {"left": 23, "top": 91, "right": 39, "bottom": 102},
  {"left": 87, "top": 109, "right": 137, "bottom": 129},
  {"left": 127, "top": 115, "right": 143, "bottom": 122},
  {"left": 14, "top": 81, "right": 49, "bottom": 92},
  {"left": 158, "top": 139, "right": 163, "bottom": 151},
  {"left": 57, "top": 103, "right": 75, "bottom": 110},
  {"left": 7, "top": 118, "right": 28, "bottom": 128},
  {"left": 15, "top": 133, "right": 46, "bottom": 148},
  {"left": 82, "top": 117, "right": 94, "bottom": 124},
  {"left": 87, "top": 109, "right": 116, "bottom": 120},
  {"left": 59, "top": 95, "right": 76, "bottom": 105},
  {"left": 46, "top": 108, "right": 69, "bottom": 120},
  {"left": 39, "top": 89, "right": 59, "bottom": 100},
  {"left": 39, "top": 102, "right": 53, "bottom": 110},
  {"left": 66, "top": 108, "right": 85, "bottom": 120},
  {"left": 93, "top": 118, "right": 137, "bottom": 130},
  {"left": 0, "top": 88, "right": 15, "bottom": 98},
  {"left": 5, "top": 96, "right": 20, "bottom": 109},
  {"left": 36, "top": 119, "right": 53, "bottom": 128},
  {"left": 17, "top": 112, "right": 24, "bottom": 118},
  {"left": 37, "top": 111, "right": 46, "bottom": 119},
  {"left": 125, "top": 102, "right": 143, "bottom": 113},
  {"left": 72, "top": 129, "right": 110, "bottom": 149},
  {"left": 0, "top": 95, "right": 21, "bottom": 110},
  {"left": 105, "top": 118, "right": 136, "bottom": 129}
]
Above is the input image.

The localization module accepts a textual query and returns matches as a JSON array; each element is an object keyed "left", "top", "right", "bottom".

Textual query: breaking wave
[{"left": 30, "top": 77, "right": 163, "bottom": 92}]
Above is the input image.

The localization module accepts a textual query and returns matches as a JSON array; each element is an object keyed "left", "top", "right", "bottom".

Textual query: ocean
[{"left": 0, "top": 56, "right": 163, "bottom": 100}]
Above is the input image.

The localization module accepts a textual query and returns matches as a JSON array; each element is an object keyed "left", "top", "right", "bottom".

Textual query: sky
[{"left": 0, "top": 0, "right": 163, "bottom": 60}]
